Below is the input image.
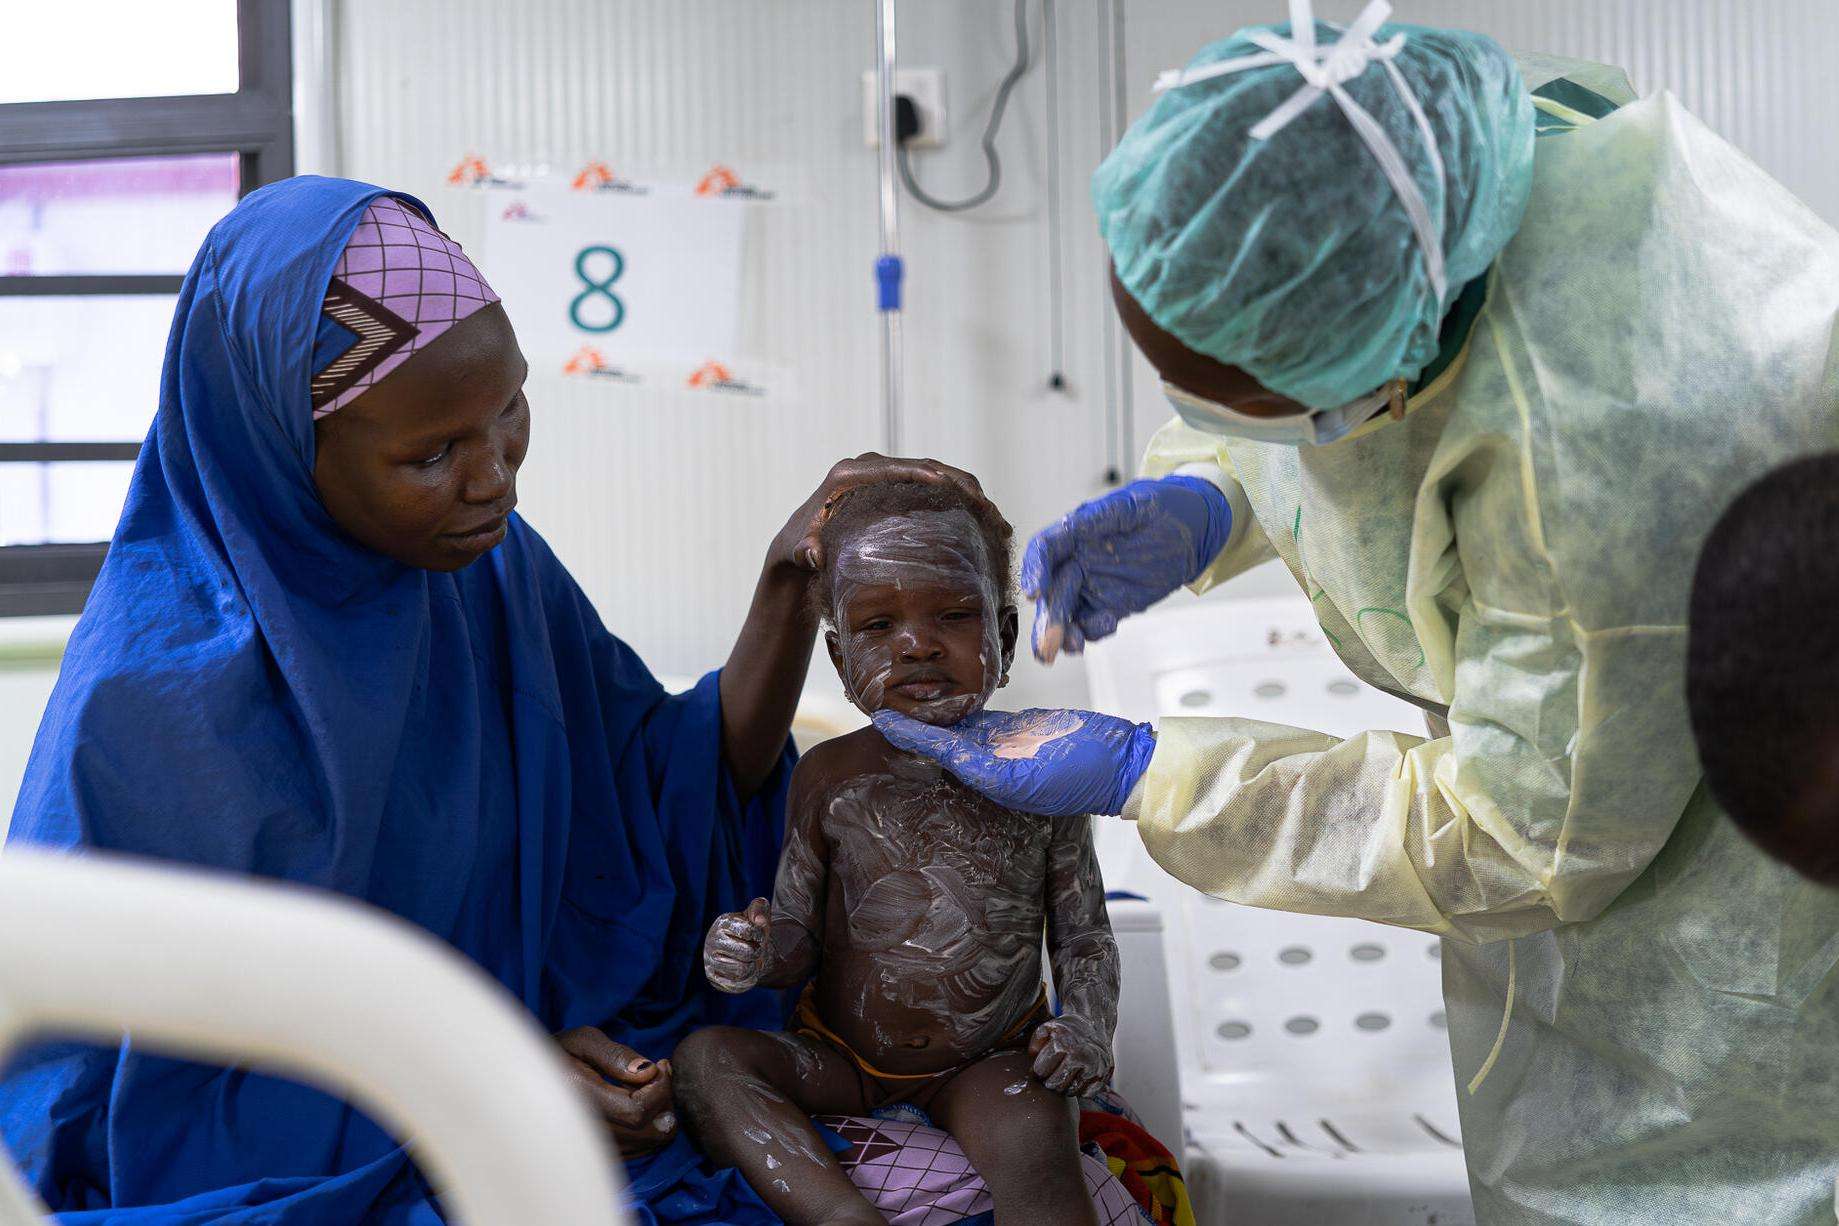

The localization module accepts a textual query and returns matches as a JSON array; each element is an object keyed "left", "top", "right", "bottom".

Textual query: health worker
[{"left": 876, "top": 4, "right": 1839, "bottom": 1221}]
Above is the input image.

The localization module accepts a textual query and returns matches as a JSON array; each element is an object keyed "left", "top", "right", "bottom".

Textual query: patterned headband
[{"left": 308, "top": 196, "right": 500, "bottom": 417}]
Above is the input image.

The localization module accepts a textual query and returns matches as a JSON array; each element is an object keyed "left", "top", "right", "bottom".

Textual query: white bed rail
[{"left": 0, "top": 849, "right": 627, "bottom": 1226}]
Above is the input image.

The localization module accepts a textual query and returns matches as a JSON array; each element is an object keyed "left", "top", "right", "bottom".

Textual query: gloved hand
[
  {"left": 871, "top": 707, "right": 1156, "bottom": 817},
  {"left": 1023, "top": 474, "right": 1231, "bottom": 662}
]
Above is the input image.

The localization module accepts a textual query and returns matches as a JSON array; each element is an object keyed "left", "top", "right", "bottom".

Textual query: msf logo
[
  {"left": 686, "top": 360, "right": 765, "bottom": 397},
  {"left": 446, "top": 154, "right": 524, "bottom": 190},
  {"left": 498, "top": 200, "right": 546, "bottom": 223},
  {"left": 571, "top": 161, "right": 648, "bottom": 195},
  {"left": 694, "top": 164, "right": 774, "bottom": 201},
  {"left": 562, "top": 346, "right": 640, "bottom": 384}
]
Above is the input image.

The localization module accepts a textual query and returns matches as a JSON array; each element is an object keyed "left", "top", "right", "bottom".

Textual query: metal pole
[
  {"left": 1044, "top": 0, "right": 1066, "bottom": 391},
  {"left": 1096, "top": 0, "right": 1121, "bottom": 483},
  {"left": 874, "top": 0, "right": 904, "bottom": 454},
  {"left": 1109, "top": 0, "right": 1132, "bottom": 472}
]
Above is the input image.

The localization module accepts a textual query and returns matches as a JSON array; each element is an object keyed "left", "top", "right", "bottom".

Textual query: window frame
[{"left": 0, "top": 0, "right": 292, "bottom": 614}]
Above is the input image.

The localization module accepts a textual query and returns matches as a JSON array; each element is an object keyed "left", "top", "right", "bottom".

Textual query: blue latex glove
[
  {"left": 1022, "top": 475, "right": 1231, "bottom": 662},
  {"left": 871, "top": 707, "right": 1157, "bottom": 817}
]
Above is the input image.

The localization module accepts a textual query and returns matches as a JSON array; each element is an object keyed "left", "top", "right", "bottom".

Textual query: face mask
[{"left": 1163, "top": 378, "right": 1406, "bottom": 446}]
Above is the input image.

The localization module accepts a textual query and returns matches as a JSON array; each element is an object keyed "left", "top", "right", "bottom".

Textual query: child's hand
[
  {"left": 703, "top": 897, "right": 772, "bottom": 993},
  {"left": 1028, "top": 1015, "right": 1113, "bottom": 1097}
]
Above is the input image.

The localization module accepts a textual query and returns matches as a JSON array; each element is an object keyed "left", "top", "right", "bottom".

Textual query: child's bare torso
[{"left": 801, "top": 730, "right": 1052, "bottom": 1077}]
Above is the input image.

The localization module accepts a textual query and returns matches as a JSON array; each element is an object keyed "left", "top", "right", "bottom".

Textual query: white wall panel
[
  {"left": 331, "top": 0, "right": 1839, "bottom": 709},
  {"left": 1129, "top": 0, "right": 1839, "bottom": 227},
  {"left": 1121, "top": 0, "right": 1839, "bottom": 465},
  {"left": 335, "top": 0, "right": 1117, "bottom": 710}
]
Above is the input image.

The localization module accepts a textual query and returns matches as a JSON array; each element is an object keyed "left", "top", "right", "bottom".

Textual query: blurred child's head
[
  {"left": 1688, "top": 453, "right": 1839, "bottom": 885},
  {"left": 816, "top": 480, "right": 1017, "bottom": 726}
]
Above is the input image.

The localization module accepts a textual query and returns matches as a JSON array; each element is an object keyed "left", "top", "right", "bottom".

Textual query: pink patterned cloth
[
  {"left": 309, "top": 196, "right": 499, "bottom": 417},
  {"left": 819, "top": 1113, "right": 1149, "bottom": 1226}
]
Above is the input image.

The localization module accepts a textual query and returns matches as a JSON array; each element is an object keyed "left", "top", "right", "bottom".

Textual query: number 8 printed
[{"left": 570, "top": 245, "right": 626, "bottom": 333}]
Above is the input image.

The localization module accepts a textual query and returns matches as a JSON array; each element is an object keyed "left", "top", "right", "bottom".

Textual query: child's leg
[
  {"left": 927, "top": 1048, "right": 1100, "bottom": 1226},
  {"left": 672, "top": 1026, "right": 880, "bottom": 1226}
]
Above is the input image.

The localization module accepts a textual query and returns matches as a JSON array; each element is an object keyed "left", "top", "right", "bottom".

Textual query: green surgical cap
[{"left": 1095, "top": 19, "right": 1534, "bottom": 409}]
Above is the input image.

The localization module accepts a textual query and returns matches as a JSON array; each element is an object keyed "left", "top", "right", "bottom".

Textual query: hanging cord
[
  {"left": 897, "top": 0, "right": 1033, "bottom": 212},
  {"left": 1467, "top": 939, "right": 1516, "bottom": 1094}
]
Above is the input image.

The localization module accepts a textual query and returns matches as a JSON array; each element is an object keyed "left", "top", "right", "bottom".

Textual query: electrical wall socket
[{"left": 862, "top": 67, "right": 946, "bottom": 148}]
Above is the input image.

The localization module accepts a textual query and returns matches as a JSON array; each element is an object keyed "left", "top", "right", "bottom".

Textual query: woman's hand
[
  {"left": 555, "top": 1027, "right": 678, "bottom": 1157},
  {"left": 768, "top": 452, "right": 995, "bottom": 575},
  {"left": 722, "top": 454, "right": 997, "bottom": 797}
]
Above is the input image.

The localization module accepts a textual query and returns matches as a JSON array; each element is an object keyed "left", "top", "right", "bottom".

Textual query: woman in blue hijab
[{"left": 0, "top": 176, "right": 985, "bottom": 1223}]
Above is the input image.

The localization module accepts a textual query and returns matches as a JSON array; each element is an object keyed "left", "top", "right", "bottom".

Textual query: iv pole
[{"left": 874, "top": 0, "right": 904, "bottom": 454}]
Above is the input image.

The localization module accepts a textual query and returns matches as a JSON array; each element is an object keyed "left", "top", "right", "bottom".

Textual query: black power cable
[{"left": 896, "top": 0, "right": 1032, "bottom": 213}]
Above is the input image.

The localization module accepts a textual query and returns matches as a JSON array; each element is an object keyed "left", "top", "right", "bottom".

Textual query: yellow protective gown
[{"left": 1130, "top": 63, "right": 1839, "bottom": 1223}]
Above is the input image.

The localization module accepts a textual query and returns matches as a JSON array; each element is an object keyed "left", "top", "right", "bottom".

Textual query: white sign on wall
[{"left": 482, "top": 182, "right": 746, "bottom": 382}]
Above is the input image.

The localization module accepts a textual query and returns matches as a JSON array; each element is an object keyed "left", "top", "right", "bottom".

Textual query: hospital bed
[
  {"left": 0, "top": 850, "right": 628, "bottom": 1226},
  {"left": 1085, "top": 593, "right": 1477, "bottom": 1225}
]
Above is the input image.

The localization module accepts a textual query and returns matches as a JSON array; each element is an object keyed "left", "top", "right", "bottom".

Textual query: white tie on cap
[{"left": 1154, "top": 0, "right": 1448, "bottom": 303}]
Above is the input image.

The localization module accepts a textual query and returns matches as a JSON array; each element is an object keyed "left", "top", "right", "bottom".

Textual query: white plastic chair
[
  {"left": 0, "top": 850, "right": 628, "bottom": 1226},
  {"left": 1085, "top": 593, "right": 1476, "bottom": 1226},
  {"left": 1103, "top": 896, "right": 1184, "bottom": 1154}
]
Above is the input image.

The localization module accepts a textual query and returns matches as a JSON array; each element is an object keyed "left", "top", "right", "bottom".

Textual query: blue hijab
[{"left": 0, "top": 176, "right": 787, "bottom": 1224}]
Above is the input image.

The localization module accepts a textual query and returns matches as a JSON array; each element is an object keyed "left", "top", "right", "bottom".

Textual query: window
[{"left": 0, "top": 0, "right": 292, "bottom": 614}]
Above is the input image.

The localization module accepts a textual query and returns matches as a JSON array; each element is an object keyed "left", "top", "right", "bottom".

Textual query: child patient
[{"left": 674, "top": 480, "right": 1119, "bottom": 1226}]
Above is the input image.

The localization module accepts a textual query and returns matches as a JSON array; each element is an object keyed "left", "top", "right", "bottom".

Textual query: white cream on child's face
[{"left": 830, "top": 509, "right": 1003, "bottom": 727}]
